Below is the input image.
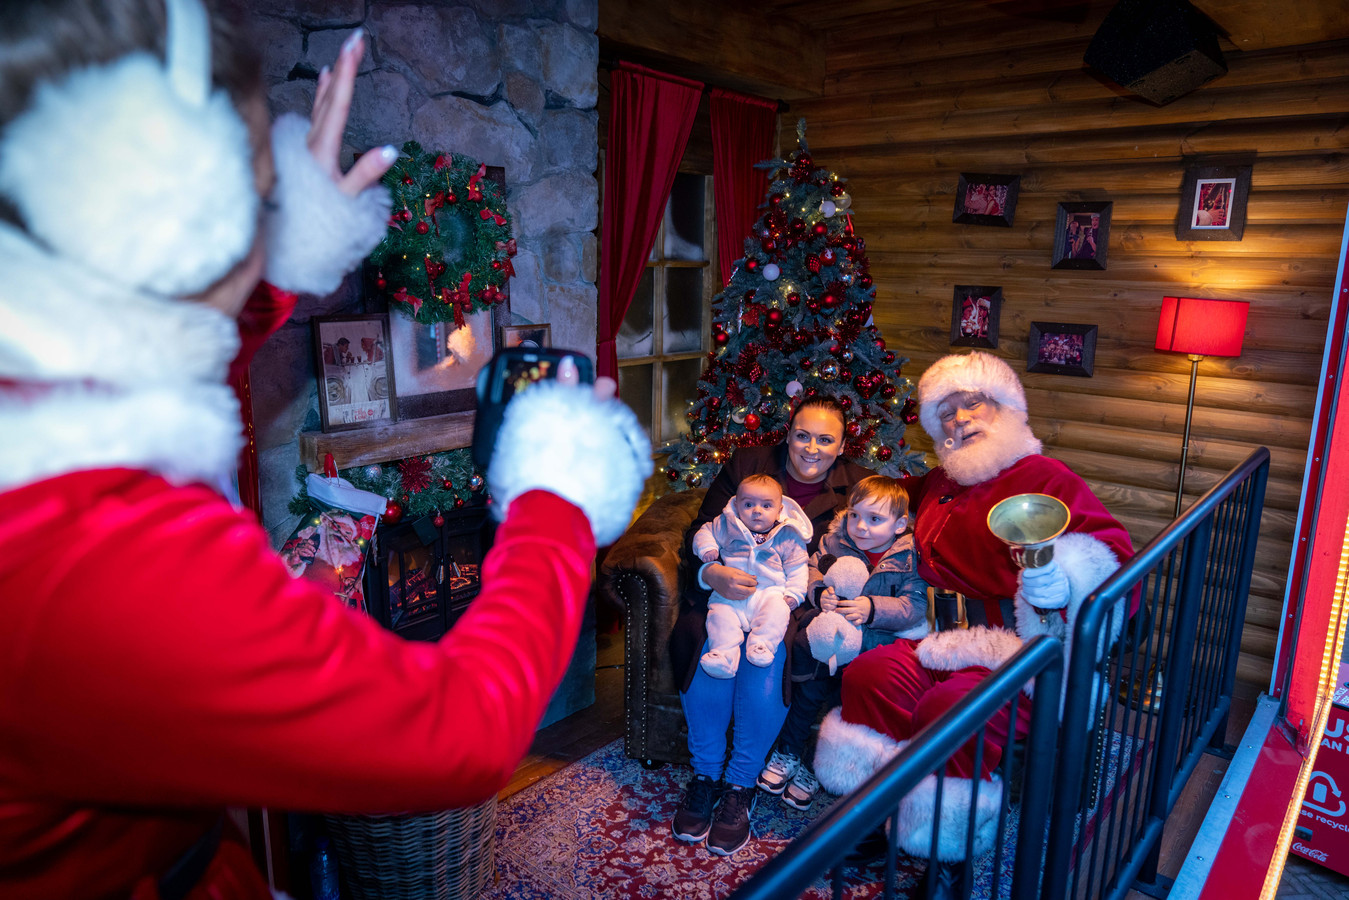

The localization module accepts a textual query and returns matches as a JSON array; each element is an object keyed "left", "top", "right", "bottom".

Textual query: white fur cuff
[
  {"left": 264, "top": 114, "right": 391, "bottom": 296},
  {"left": 894, "top": 773, "right": 1004, "bottom": 862},
  {"left": 916, "top": 626, "right": 1023, "bottom": 673},
  {"left": 487, "top": 379, "right": 652, "bottom": 546},
  {"left": 813, "top": 709, "right": 905, "bottom": 795}
]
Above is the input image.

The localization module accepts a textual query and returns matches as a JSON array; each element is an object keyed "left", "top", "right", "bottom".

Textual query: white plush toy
[{"left": 806, "top": 555, "right": 871, "bottom": 675}]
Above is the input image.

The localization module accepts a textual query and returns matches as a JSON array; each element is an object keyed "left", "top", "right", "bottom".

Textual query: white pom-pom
[{"left": 487, "top": 380, "right": 652, "bottom": 546}]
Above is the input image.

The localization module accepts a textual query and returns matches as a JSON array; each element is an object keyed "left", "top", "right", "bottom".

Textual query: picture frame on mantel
[
  {"left": 501, "top": 322, "right": 551, "bottom": 349},
  {"left": 950, "top": 285, "right": 1002, "bottom": 348},
  {"left": 378, "top": 164, "right": 511, "bottom": 421},
  {"left": 1052, "top": 201, "right": 1112, "bottom": 270},
  {"left": 1027, "top": 321, "right": 1097, "bottom": 377},
  {"left": 1176, "top": 164, "right": 1252, "bottom": 241},
  {"left": 313, "top": 314, "right": 398, "bottom": 433},
  {"left": 952, "top": 173, "right": 1020, "bottom": 227}
]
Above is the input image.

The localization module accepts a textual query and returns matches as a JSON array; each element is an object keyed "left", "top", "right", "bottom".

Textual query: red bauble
[
  {"left": 839, "top": 396, "right": 852, "bottom": 411},
  {"left": 491, "top": 260, "right": 503, "bottom": 270},
  {"left": 883, "top": 351, "right": 897, "bottom": 364},
  {"left": 877, "top": 446, "right": 893, "bottom": 462},
  {"left": 746, "top": 258, "right": 759, "bottom": 271},
  {"left": 415, "top": 221, "right": 429, "bottom": 235},
  {"left": 454, "top": 497, "right": 465, "bottom": 508},
  {"left": 860, "top": 274, "right": 874, "bottom": 289},
  {"left": 787, "top": 292, "right": 801, "bottom": 306},
  {"left": 875, "top": 337, "right": 887, "bottom": 350},
  {"left": 382, "top": 501, "right": 404, "bottom": 525},
  {"left": 708, "top": 396, "right": 722, "bottom": 410},
  {"left": 806, "top": 299, "right": 821, "bottom": 313},
  {"left": 821, "top": 248, "right": 836, "bottom": 264},
  {"left": 402, "top": 175, "right": 414, "bottom": 185},
  {"left": 666, "top": 467, "right": 680, "bottom": 482},
  {"left": 376, "top": 277, "right": 387, "bottom": 290},
  {"left": 766, "top": 308, "right": 783, "bottom": 325},
  {"left": 433, "top": 513, "right": 445, "bottom": 527},
  {"left": 398, "top": 208, "right": 412, "bottom": 222},
  {"left": 823, "top": 293, "right": 839, "bottom": 308},
  {"left": 800, "top": 358, "right": 813, "bottom": 370},
  {"left": 770, "top": 194, "right": 783, "bottom": 207},
  {"left": 762, "top": 238, "right": 777, "bottom": 253},
  {"left": 813, "top": 223, "right": 828, "bottom": 236},
  {"left": 881, "top": 383, "right": 897, "bottom": 398},
  {"left": 714, "top": 332, "right": 729, "bottom": 346},
  {"left": 846, "top": 421, "right": 861, "bottom": 437},
  {"left": 744, "top": 412, "right": 761, "bottom": 431}
]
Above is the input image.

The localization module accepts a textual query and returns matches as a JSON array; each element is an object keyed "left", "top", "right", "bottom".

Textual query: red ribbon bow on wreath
[
  {"left": 440, "top": 272, "right": 474, "bottom": 328},
  {"left": 433, "top": 154, "right": 452, "bottom": 171},
  {"left": 393, "top": 286, "right": 425, "bottom": 316},
  {"left": 466, "top": 164, "right": 486, "bottom": 202},
  {"left": 495, "top": 239, "right": 517, "bottom": 257},
  {"left": 424, "top": 190, "right": 446, "bottom": 218},
  {"left": 478, "top": 207, "right": 507, "bottom": 227}
]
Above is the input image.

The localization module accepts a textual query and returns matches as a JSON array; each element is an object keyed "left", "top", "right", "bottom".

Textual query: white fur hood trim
[
  {"left": 917, "top": 626, "right": 1024, "bottom": 673},
  {"left": 715, "top": 492, "right": 813, "bottom": 546},
  {"left": 0, "top": 224, "right": 244, "bottom": 492},
  {"left": 488, "top": 379, "right": 652, "bottom": 546}
]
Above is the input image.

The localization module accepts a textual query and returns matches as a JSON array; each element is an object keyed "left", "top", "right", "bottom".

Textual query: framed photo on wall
[
  {"left": 386, "top": 302, "right": 509, "bottom": 420},
  {"left": 1176, "top": 164, "right": 1251, "bottom": 241},
  {"left": 952, "top": 173, "right": 1020, "bottom": 227},
  {"left": 1052, "top": 201, "right": 1112, "bottom": 270},
  {"left": 950, "top": 285, "right": 1003, "bottom": 348},
  {"left": 1027, "top": 322, "right": 1097, "bottom": 377},
  {"left": 501, "top": 323, "right": 551, "bottom": 349},
  {"left": 312, "top": 314, "right": 397, "bottom": 432}
]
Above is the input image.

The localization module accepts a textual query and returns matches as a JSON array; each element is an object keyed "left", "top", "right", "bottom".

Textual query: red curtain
[
  {"left": 597, "top": 62, "right": 703, "bottom": 380},
  {"left": 710, "top": 88, "right": 779, "bottom": 287}
]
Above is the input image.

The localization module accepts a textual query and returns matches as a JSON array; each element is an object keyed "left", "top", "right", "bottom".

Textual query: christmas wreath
[
  {"left": 368, "top": 141, "right": 516, "bottom": 328},
  {"left": 290, "top": 449, "right": 487, "bottom": 526}
]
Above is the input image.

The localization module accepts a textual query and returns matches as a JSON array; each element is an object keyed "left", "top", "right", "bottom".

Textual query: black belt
[
  {"left": 932, "top": 591, "right": 1017, "bottom": 631},
  {"left": 159, "top": 817, "right": 223, "bottom": 900}
]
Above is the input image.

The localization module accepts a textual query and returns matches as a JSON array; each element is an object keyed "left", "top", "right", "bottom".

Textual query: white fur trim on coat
[
  {"left": 916, "top": 626, "right": 1023, "bottom": 673},
  {"left": 813, "top": 708, "right": 906, "bottom": 796},
  {"left": 894, "top": 773, "right": 1005, "bottom": 863},
  {"left": 0, "top": 54, "right": 257, "bottom": 296},
  {"left": 263, "top": 114, "right": 392, "bottom": 296},
  {"left": 918, "top": 351, "right": 1028, "bottom": 444},
  {"left": 0, "top": 223, "right": 245, "bottom": 492},
  {"left": 488, "top": 379, "right": 652, "bottom": 546}
]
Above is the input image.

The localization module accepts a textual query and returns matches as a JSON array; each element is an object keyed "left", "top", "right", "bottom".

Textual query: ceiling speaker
[{"left": 1084, "top": 0, "right": 1227, "bottom": 105}]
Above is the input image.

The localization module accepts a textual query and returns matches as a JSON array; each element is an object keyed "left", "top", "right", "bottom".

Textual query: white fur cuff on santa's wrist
[
  {"left": 487, "top": 380, "right": 653, "bottom": 546},
  {"left": 263, "top": 114, "right": 391, "bottom": 296}
]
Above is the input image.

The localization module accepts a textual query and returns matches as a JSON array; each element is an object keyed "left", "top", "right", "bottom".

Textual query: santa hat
[{"left": 917, "top": 351, "right": 1027, "bottom": 443}]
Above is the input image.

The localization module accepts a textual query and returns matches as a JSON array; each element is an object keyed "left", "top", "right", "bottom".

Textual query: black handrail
[
  {"left": 728, "top": 636, "right": 1065, "bottom": 900},
  {"left": 1044, "top": 446, "right": 1269, "bottom": 900}
]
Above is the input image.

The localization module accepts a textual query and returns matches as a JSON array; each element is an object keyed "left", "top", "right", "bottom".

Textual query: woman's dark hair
[{"left": 788, "top": 395, "right": 848, "bottom": 432}]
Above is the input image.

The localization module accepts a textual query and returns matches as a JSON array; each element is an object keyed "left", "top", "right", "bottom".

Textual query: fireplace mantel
[{"left": 298, "top": 410, "right": 475, "bottom": 471}]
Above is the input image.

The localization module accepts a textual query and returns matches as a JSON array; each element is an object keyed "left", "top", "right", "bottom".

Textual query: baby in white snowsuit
[{"left": 692, "top": 473, "right": 813, "bottom": 678}]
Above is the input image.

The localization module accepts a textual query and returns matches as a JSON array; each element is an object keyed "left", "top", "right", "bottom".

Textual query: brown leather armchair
[{"left": 597, "top": 487, "right": 706, "bottom": 767}]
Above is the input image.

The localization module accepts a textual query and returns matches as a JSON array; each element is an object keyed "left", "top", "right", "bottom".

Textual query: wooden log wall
[{"left": 788, "top": 4, "right": 1349, "bottom": 688}]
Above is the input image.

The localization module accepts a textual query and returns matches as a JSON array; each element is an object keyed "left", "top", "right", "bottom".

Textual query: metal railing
[
  {"left": 726, "top": 446, "right": 1269, "bottom": 900},
  {"left": 729, "top": 636, "right": 1065, "bottom": 900},
  {"left": 1045, "top": 446, "right": 1269, "bottom": 900}
]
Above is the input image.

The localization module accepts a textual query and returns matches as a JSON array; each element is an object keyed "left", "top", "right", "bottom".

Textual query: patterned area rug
[{"left": 480, "top": 740, "right": 1022, "bottom": 900}]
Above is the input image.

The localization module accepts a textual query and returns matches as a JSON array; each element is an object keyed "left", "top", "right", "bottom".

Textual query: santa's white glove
[
  {"left": 488, "top": 378, "right": 652, "bottom": 546},
  {"left": 1018, "top": 560, "right": 1071, "bottom": 610}
]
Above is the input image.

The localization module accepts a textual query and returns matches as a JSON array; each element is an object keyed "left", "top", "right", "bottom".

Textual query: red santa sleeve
[{"left": 6, "top": 477, "right": 594, "bottom": 813}]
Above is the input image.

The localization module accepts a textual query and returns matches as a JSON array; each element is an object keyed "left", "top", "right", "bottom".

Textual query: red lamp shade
[{"left": 1156, "top": 296, "right": 1249, "bottom": 357}]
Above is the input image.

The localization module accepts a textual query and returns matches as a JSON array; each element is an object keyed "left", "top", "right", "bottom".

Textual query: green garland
[
  {"left": 368, "top": 141, "right": 516, "bottom": 328},
  {"left": 290, "top": 448, "right": 487, "bottom": 523}
]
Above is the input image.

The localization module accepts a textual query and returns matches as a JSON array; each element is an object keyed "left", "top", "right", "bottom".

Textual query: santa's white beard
[{"left": 937, "top": 412, "right": 1042, "bottom": 486}]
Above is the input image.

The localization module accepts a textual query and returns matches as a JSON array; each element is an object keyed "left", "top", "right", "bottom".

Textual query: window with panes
[{"left": 615, "top": 173, "right": 715, "bottom": 449}]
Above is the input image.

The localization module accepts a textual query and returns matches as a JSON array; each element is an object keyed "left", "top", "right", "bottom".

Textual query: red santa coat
[{"left": 0, "top": 480, "right": 592, "bottom": 900}]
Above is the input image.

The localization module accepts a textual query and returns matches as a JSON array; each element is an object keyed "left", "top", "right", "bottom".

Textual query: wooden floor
[{"left": 507, "top": 629, "right": 1327, "bottom": 897}]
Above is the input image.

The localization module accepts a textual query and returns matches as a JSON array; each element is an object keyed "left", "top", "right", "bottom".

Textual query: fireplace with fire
[{"left": 363, "top": 502, "right": 494, "bottom": 642}]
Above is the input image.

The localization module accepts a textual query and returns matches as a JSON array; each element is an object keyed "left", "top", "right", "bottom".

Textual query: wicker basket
[{"left": 324, "top": 797, "right": 497, "bottom": 900}]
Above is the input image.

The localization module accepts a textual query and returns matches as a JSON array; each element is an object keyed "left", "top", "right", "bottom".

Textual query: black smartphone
[{"left": 471, "top": 346, "right": 594, "bottom": 471}]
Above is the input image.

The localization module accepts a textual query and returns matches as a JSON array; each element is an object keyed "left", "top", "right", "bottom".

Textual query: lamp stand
[{"left": 1175, "top": 353, "right": 1203, "bottom": 518}]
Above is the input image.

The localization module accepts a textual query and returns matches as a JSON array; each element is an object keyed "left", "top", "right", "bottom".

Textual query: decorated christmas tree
[{"left": 662, "top": 120, "right": 927, "bottom": 490}]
